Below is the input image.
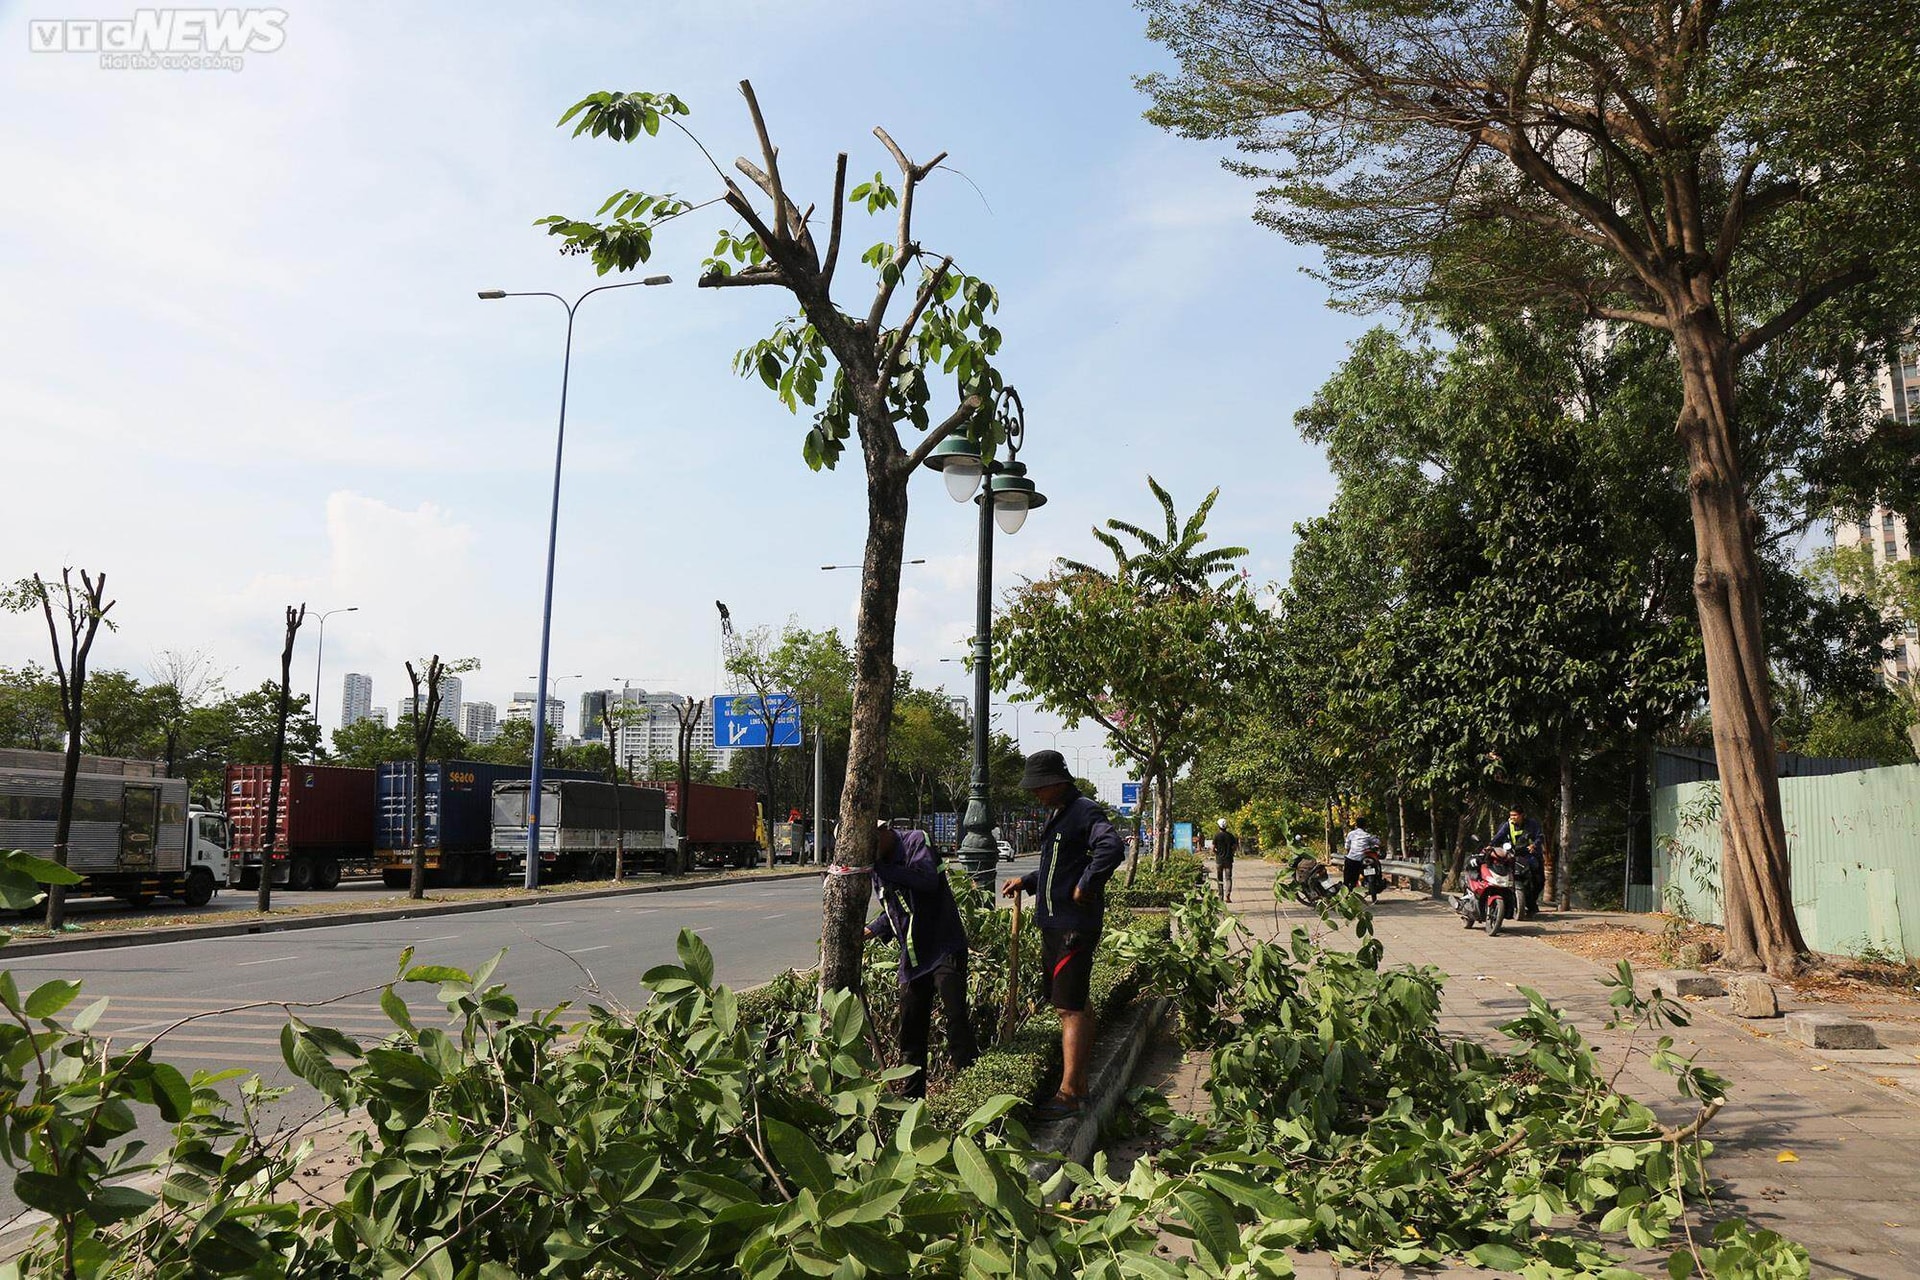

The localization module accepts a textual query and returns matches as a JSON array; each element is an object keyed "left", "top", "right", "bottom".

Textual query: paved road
[{"left": 0, "top": 875, "right": 828, "bottom": 1223}]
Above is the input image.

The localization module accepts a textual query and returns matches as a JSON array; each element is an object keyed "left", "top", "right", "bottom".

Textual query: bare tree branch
[
  {"left": 822, "top": 152, "right": 848, "bottom": 289},
  {"left": 900, "top": 391, "right": 985, "bottom": 474},
  {"left": 737, "top": 79, "right": 790, "bottom": 245},
  {"left": 881, "top": 254, "right": 953, "bottom": 381}
]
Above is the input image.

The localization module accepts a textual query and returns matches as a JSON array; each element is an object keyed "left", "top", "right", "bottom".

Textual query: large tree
[
  {"left": 544, "top": 84, "right": 1005, "bottom": 991},
  {"left": 1140, "top": 0, "right": 1920, "bottom": 971}
]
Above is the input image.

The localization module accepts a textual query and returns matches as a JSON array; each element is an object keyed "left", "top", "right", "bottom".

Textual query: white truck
[{"left": 0, "top": 748, "right": 229, "bottom": 908}]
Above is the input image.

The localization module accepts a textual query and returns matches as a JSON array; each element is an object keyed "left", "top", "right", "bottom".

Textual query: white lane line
[
  {"left": 237, "top": 955, "right": 297, "bottom": 967},
  {"left": 565, "top": 945, "right": 610, "bottom": 955},
  {"left": 764, "top": 913, "right": 789, "bottom": 920},
  {"left": 414, "top": 933, "right": 462, "bottom": 943}
]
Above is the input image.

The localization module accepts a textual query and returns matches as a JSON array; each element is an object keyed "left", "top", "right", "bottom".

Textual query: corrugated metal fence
[{"left": 1651, "top": 762, "right": 1920, "bottom": 959}]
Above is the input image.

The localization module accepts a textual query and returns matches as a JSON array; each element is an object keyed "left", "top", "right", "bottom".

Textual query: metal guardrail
[{"left": 1379, "top": 858, "right": 1439, "bottom": 889}]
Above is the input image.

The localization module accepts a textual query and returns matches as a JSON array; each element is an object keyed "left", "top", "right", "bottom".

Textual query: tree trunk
[
  {"left": 1673, "top": 314, "right": 1806, "bottom": 973},
  {"left": 1152, "top": 765, "right": 1173, "bottom": 863},
  {"left": 1554, "top": 736, "right": 1575, "bottom": 910},
  {"left": 763, "top": 738, "right": 777, "bottom": 870},
  {"left": 1447, "top": 807, "right": 1474, "bottom": 892},
  {"left": 820, "top": 455, "right": 908, "bottom": 996},
  {"left": 46, "top": 714, "right": 83, "bottom": 931},
  {"left": 410, "top": 746, "right": 429, "bottom": 899},
  {"left": 258, "top": 609, "right": 301, "bottom": 914},
  {"left": 1324, "top": 795, "right": 1336, "bottom": 862}
]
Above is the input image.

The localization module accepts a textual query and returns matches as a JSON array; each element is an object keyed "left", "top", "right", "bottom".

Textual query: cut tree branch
[
  {"left": 900, "top": 390, "right": 986, "bottom": 474},
  {"left": 822, "top": 152, "right": 848, "bottom": 288},
  {"left": 881, "top": 254, "right": 953, "bottom": 381},
  {"left": 737, "top": 80, "right": 790, "bottom": 246}
]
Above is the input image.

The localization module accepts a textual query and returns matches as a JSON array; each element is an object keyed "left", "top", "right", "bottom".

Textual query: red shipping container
[
  {"left": 637, "top": 781, "right": 758, "bottom": 848},
  {"left": 226, "top": 764, "right": 378, "bottom": 855}
]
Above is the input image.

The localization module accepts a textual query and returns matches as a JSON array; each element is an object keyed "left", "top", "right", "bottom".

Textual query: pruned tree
[
  {"left": 1140, "top": 0, "right": 1920, "bottom": 973},
  {"left": 674, "top": 695, "right": 708, "bottom": 876},
  {"left": 404, "top": 656, "right": 480, "bottom": 900},
  {"left": 2, "top": 571, "right": 116, "bottom": 929},
  {"left": 147, "top": 649, "right": 224, "bottom": 778},
  {"left": 257, "top": 604, "right": 306, "bottom": 914},
  {"left": 545, "top": 82, "right": 1006, "bottom": 992}
]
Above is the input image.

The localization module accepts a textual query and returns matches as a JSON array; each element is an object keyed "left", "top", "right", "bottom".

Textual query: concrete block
[
  {"left": 1728, "top": 974, "right": 1780, "bottom": 1019},
  {"left": 1652, "top": 969, "right": 1725, "bottom": 998},
  {"left": 1785, "top": 1011, "right": 1878, "bottom": 1050}
]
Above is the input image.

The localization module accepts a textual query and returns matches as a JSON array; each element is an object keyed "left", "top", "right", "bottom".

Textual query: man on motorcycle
[
  {"left": 1341, "top": 821, "right": 1381, "bottom": 890},
  {"left": 1489, "top": 805, "right": 1546, "bottom": 914}
]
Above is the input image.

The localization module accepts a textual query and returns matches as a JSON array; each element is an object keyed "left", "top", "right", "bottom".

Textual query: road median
[{"left": 0, "top": 868, "right": 823, "bottom": 959}]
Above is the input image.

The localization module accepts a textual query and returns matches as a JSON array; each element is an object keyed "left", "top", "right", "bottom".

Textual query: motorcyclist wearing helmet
[{"left": 1489, "top": 805, "right": 1546, "bottom": 914}]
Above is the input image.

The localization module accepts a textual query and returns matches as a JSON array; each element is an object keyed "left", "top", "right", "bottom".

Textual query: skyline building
[{"left": 341, "top": 672, "right": 373, "bottom": 728}]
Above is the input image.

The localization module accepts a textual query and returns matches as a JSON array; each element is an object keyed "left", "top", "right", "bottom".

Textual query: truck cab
[{"left": 184, "top": 806, "right": 230, "bottom": 906}]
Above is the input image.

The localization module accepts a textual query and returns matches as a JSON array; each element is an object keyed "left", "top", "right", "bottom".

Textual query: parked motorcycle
[
  {"left": 1290, "top": 854, "right": 1333, "bottom": 907},
  {"left": 1453, "top": 843, "right": 1520, "bottom": 936},
  {"left": 1358, "top": 852, "right": 1385, "bottom": 904}
]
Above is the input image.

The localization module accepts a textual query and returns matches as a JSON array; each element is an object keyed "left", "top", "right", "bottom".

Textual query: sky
[{"left": 0, "top": 0, "right": 1369, "bottom": 799}]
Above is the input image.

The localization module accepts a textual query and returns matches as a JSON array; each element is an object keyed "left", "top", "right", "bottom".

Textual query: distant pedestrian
[
  {"left": 864, "top": 825, "right": 977, "bottom": 1098},
  {"left": 1212, "top": 818, "right": 1238, "bottom": 902},
  {"left": 1001, "top": 750, "right": 1125, "bottom": 1121}
]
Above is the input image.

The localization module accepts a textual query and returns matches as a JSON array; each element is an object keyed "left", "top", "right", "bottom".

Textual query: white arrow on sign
[{"left": 729, "top": 723, "right": 751, "bottom": 745}]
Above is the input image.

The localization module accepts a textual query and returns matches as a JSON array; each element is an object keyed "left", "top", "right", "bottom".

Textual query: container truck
[
  {"left": 491, "top": 779, "right": 672, "bottom": 881},
  {"left": 638, "top": 781, "right": 763, "bottom": 869},
  {"left": 0, "top": 748, "right": 229, "bottom": 907},
  {"left": 225, "top": 763, "right": 377, "bottom": 890},
  {"left": 375, "top": 761, "right": 598, "bottom": 888}
]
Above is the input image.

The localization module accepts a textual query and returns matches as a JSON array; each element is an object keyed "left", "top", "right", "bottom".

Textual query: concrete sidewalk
[{"left": 1224, "top": 858, "right": 1920, "bottom": 1279}]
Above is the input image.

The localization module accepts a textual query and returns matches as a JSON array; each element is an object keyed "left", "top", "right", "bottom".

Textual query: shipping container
[
  {"left": 225, "top": 764, "right": 377, "bottom": 890},
  {"left": 0, "top": 748, "right": 229, "bottom": 907},
  {"left": 375, "top": 761, "right": 598, "bottom": 888},
  {"left": 491, "top": 780, "right": 671, "bottom": 880},
  {"left": 636, "top": 781, "right": 763, "bottom": 868}
]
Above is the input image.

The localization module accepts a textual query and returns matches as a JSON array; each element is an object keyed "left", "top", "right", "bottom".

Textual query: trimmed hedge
[{"left": 1107, "top": 852, "right": 1208, "bottom": 909}]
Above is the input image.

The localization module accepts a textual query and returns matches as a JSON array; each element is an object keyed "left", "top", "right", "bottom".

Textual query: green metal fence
[{"left": 1651, "top": 763, "right": 1920, "bottom": 960}]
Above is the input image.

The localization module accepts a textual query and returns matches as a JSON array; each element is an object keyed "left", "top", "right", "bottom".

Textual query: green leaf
[
  {"left": 90, "top": 1183, "right": 157, "bottom": 1223},
  {"left": 279, "top": 1024, "right": 349, "bottom": 1102},
  {"left": 763, "top": 1117, "right": 834, "bottom": 1194},
  {"left": 1172, "top": 1186, "right": 1238, "bottom": 1267},
  {"left": 24, "top": 979, "right": 82, "bottom": 1020},
  {"left": 380, "top": 985, "right": 417, "bottom": 1035},
  {"left": 3, "top": 852, "right": 83, "bottom": 886},
  {"left": 403, "top": 964, "right": 470, "bottom": 985},
  {"left": 1469, "top": 1242, "right": 1529, "bottom": 1270},
  {"left": 677, "top": 930, "right": 715, "bottom": 987},
  {"left": 16, "top": 1170, "right": 89, "bottom": 1216},
  {"left": 950, "top": 1134, "right": 1000, "bottom": 1209}
]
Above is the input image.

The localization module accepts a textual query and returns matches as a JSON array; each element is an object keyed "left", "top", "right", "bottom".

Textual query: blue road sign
[
  {"left": 1173, "top": 821, "right": 1195, "bottom": 852},
  {"left": 713, "top": 694, "right": 804, "bottom": 749},
  {"left": 1121, "top": 781, "right": 1142, "bottom": 808}
]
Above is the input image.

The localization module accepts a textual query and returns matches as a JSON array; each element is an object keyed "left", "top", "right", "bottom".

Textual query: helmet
[{"left": 1216, "top": 818, "right": 1228, "bottom": 829}]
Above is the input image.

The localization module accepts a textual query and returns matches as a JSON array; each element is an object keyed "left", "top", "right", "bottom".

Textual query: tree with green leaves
[
  {"left": 1140, "top": 0, "right": 1920, "bottom": 971},
  {"left": 1063, "top": 475, "right": 1248, "bottom": 599},
  {"left": 0, "top": 664, "right": 65, "bottom": 752},
  {"left": 543, "top": 81, "right": 1006, "bottom": 992},
  {"left": 2, "top": 570, "right": 115, "bottom": 929},
  {"left": 404, "top": 656, "right": 481, "bottom": 899},
  {"left": 721, "top": 619, "right": 790, "bottom": 869},
  {"left": 887, "top": 683, "right": 969, "bottom": 822}
]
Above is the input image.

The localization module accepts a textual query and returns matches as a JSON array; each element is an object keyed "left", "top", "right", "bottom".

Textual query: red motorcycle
[{"left": 1453, "top": 843, "right": 1520, "bottom": 936}]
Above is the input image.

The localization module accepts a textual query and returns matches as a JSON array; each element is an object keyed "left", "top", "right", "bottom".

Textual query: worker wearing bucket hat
[{"left": 1001, "top": 749, "right": 1124, "bottom": 1120}]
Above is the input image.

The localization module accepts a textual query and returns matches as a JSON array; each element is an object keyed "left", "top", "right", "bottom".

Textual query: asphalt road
[{"left": 0, "top": 874, "right": 829, "bottom": 1223}]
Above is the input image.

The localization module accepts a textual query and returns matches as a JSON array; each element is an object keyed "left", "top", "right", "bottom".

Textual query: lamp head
[
  {"left": 477, "top": 290, "right": 507, "bottom": 300},
  {"left": 923, "top": 436, "right": 985, "bottom": 503},
  {"left": 989, "top": 460, "right": 1046, "bottom": 534}
]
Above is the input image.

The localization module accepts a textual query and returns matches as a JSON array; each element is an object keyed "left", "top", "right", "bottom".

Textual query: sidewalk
[{"left": 1219, "top": 858, "right": 1920, "bottom": 1279}]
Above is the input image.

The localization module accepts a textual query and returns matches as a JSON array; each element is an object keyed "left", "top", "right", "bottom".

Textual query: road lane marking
[
  {"left": 764, "top": 914, "right": 789, "bottom": 920},
  {"left": 237, "top": 956, "right": 297, "bottom": 967},
  {"left": 413, "top": 933, "right": 462, "bottom": 942},
  {"left": 565, "top": 945, "right": 610, "bottom": 955}
]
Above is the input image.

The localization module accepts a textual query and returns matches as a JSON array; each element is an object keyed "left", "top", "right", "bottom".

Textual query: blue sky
[{"left": 0, "top": 0, "right": 1368, "bottom": 796}]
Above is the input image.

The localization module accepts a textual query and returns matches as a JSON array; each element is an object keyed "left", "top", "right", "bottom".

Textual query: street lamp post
[
  {"left": 482, "top": 275, "right": 669, "bottom": 889},
  {"left": 311, "top": 606, "right": 358, "bottom": 741},
  {"left": 921, "top": 388, "right": 1046, "bottom": 888}
]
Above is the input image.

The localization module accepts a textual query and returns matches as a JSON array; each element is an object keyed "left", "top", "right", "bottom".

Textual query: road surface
[{"left": 0, "top": 875, "right": 829, "bottom": 1223}]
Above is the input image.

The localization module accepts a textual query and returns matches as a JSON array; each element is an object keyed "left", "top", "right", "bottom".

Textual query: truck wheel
[
  {"left": 122, "top": 892, "right": 154, "bottom": 909},
  {"left": 315, "top": 858, "right": 342, "bottom": 891},
  {"left": 590, "top": 852, "right": 614, "bottom": 880},
  {"left": 287, "top": 859, "right": 316, "bottom": 892},
  {"left": 382, "top": 869, "right": 410, "bottom": 890},
  {"left": 181, "top": 868, "right": 215, "bottom": 908}
]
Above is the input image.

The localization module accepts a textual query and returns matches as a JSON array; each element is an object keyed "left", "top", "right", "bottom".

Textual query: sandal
[{"left": 1031, "top": 1095, "right": 1084, "bottom": 1121}]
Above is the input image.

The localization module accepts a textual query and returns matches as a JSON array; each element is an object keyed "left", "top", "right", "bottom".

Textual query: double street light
[
  {"left": 481, "top": 274, "right": 671, "bottom": 889},
  {"left": 921, "top": 388, "right": 1047, "bottom": 887}
]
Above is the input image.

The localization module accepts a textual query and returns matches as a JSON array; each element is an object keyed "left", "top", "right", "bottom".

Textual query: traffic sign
[
  {"left": 1173, "top": 821, "right": 1195, "bottom": 852},
  {"left": 1121, "top": 781, "right": 1142, "bottom": 808},
  {"left": 712, "top": 694, "right": 804, "bottom": 749}
]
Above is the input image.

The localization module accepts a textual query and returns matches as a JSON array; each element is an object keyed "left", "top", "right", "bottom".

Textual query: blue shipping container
[{"left": 377, "top": 761, "right": 598, "bottom": 853}]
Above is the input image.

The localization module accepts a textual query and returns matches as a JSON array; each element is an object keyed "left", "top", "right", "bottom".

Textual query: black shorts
[
  {"left": 1342, "top": 859, "right": 1364, "bottom": 888},
  {"left": 1040, "top": 928, "right": 1096, "bottom": 1012}
]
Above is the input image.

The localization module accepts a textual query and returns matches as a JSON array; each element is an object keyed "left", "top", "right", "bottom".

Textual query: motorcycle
[
  {"left": 1453, "top": 843, "right": 1520, "bottom": 936},
  {"left": 1357, "top": 851, "right": 1385, "bottom": 904},
  {"left": 1290, "top": 854, "right": 1333, "bottom": 907}
]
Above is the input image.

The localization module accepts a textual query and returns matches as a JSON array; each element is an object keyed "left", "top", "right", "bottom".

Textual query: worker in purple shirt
[
  {"left": 864, "top": 825, "right": 977, "bottom": 1098},
  {"left": 1001, "top": 750, "right": 1126, "bottom": 1120}
]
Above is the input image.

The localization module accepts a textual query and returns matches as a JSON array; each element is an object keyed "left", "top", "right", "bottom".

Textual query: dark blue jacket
[
  {"left": 1016, "top": 793, "right": 1126, "bottom": 933},
  {"left": 866, "top": 829, "right": 969, "bottom": 982},
  {"left": 1491, "top": 818, "right": 1546, "bottom": 867}
]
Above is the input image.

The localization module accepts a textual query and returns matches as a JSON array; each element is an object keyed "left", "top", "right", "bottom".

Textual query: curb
[
  {"left": 1029, "top": 995, "right": 1171, "bottom": 1186},
  {"left": 0, "top": 869, "right": 823, "bottom": 959}
]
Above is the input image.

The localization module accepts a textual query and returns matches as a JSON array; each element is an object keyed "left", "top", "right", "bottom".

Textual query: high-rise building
[
  {"left": 1832, "top": 348, "right": 1920, "bottom": 685},
  {"left": 462, "top": 701, "right": 498, "bottom": 743},
  {"left": 341, "top": 673, "right": 374, "bottom": 728},
  {"left": 369, "top": 706, "right": 389, "bottom": 728},
  {"left": 580, "top": 690, "right": 614, "bottom": 741},
  {"left": 506, "top": 691, "right": 565, "bottom": 734},
  {"left": 439, "top": 676, "right": 462, "bottom": 730}
]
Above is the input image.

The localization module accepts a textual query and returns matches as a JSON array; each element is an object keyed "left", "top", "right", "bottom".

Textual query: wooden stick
[{"left": 1001, "top": 889, "right": 1023, "bottom": 1042}]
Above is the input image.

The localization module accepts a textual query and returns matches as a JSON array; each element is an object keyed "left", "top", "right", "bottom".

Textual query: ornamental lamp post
[{"left": 921, "top": 388, "right": 1045, "bottom": 889}]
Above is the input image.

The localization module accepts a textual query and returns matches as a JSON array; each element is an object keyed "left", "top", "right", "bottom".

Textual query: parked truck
[
  {"left": 375, "top": 761, "right": 599, "bottom": 888},
  {"left": 638, "top": 781, "right": 763, "bottom": 869},
  {"left": 491, "top": 779, "right": 673, "bottom": 881},
  {"left": 225, "top": 764, "right": 377, "bottom": 890},
  {"left": 0, "top": 748, "right": 229, "bottom": 907}
]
